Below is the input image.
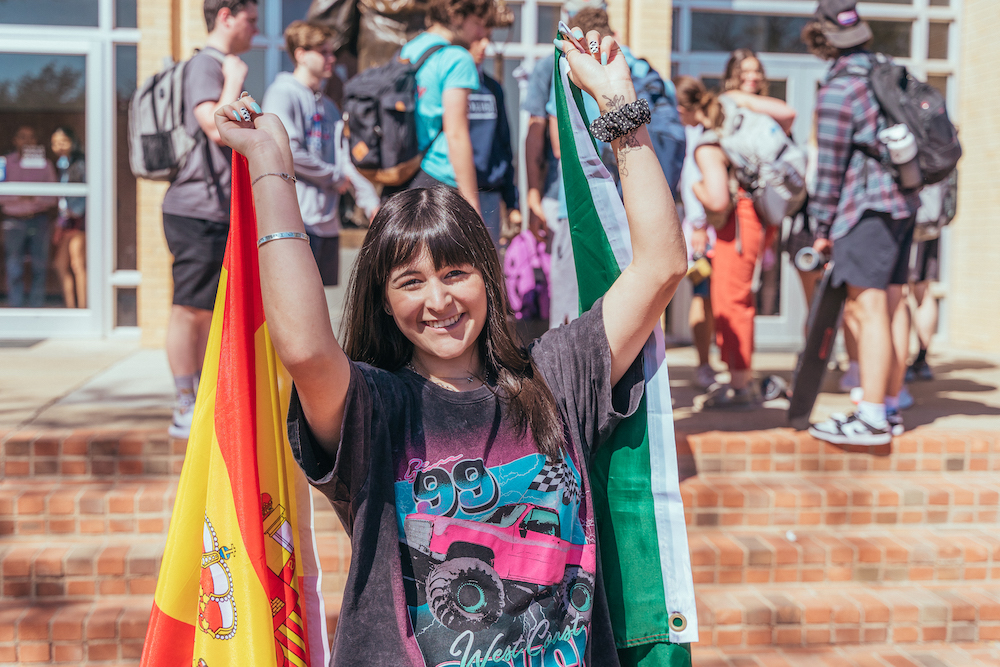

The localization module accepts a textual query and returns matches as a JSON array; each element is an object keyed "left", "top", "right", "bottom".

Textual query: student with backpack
[
  {"left": 675, "top": 71, "right": 798, "bottom": 409},
  {"left": 801, "top": 0, "right": 924, "bottom": 445},
  {"left": 262, "top": 21, "right": 379, "bottom": 286},
  {"left": 159, "top": 0, "right": 258, "bottom": 439},
  {"left": 393, "top": 0, "right": 511, "bottom": 215}
]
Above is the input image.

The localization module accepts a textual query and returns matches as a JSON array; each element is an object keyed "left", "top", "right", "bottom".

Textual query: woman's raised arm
[
  {"left": 216, "top": 96, "right": 350, "bottom": 454},
  {"left": 558, "top": 34, "right": 687, "bottom": 385}
]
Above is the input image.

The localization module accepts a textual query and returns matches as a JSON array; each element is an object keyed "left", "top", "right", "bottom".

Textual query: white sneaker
[
  {"left": 839, "top": 364, "right": 861, "bottom": 392},
  {"left": 168, "top": 395, "right": 195, "bottom": 439},
  {"left": 809, "top": 412, "right": 892, "bottom": 446},
  {"left": 886, "top": 409, "right": 904, "bottom": 437},
  {"left": 694, "top": 364, "right": 717, "bottom": 390}
]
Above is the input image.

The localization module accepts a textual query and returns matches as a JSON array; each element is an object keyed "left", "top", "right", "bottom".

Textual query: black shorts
[
  {"left": 163, "top": 213, "right": 229, "bottom": 311},
  {"left": 908, "top": 238, "right": 939, "bottom": 283},
  {"left": 308, "top": 233, "right": 340, "bottom": 286},
  {"left": 831, "top": 211, "right": 914, "bottom": 290}
]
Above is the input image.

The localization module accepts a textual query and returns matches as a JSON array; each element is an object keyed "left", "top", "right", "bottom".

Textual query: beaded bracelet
[{"left": 589, "top": 98, "right": 652, "bottom": 143}]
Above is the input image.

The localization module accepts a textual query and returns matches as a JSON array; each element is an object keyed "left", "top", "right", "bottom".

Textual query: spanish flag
[
  {"left": 141, "top": 154, "right": 329, "bottom": 667},
  {"left": 553, "top": 50, "right": 697, "bottom": 659}
]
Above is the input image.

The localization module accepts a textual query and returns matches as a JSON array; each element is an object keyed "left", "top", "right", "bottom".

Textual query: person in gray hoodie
[{"left": 262, "top": 20, "right": 378, "bottom": 285}]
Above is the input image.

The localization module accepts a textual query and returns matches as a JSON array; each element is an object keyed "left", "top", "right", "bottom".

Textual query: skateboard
[{"left": 787, "top": 261, "right": 848, "bottom": 430}]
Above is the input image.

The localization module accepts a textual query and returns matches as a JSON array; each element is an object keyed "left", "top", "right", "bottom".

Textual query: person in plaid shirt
[{"left": 802, "top": 0, "right": 919, "bottom": 446}]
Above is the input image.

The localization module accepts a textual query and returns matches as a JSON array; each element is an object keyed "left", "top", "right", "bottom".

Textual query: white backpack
[{"left": 715, "top": 95, "right": 807, "bottom": 227}]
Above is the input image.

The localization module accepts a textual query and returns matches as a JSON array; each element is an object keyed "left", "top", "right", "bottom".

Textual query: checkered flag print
[{"left": 528, "top": 457, "right": 580, "bottom": 506}]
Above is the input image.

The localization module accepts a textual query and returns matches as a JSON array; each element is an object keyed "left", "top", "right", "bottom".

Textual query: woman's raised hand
[
  {"left": 215, "top": 93, "right": 292, "bottom": 166},
  {"left": 555, "top": 30, "right": 636, "bottom": 114}
]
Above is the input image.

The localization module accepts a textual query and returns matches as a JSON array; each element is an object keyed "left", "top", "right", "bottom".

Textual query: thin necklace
[{"left": 406, "top": 360, "right": 481, "bottom": 391}]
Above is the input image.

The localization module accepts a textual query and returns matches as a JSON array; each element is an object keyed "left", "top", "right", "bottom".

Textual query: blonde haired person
[{"left": 262, "top": 20, "right": 378, "bottom": 286}]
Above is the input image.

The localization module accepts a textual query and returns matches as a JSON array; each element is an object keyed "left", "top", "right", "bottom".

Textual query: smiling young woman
[{"left": 213, "top": 25, "right": 687, "bottom": 667}]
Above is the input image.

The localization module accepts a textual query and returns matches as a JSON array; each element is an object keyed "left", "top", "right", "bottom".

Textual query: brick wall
[
  {"left": 951, "top": 0, "right": 1000, "bottom": 351},
  {"left": 606, "top": 0, "right": 672, "bottom": 75},
  {"left": 137, "top": 0, "right": 175, "bottom": 348}
]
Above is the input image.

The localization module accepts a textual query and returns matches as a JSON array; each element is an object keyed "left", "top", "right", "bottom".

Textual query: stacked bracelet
[{"left": 589, "top": 98, "right": 652, "bottom": 143}]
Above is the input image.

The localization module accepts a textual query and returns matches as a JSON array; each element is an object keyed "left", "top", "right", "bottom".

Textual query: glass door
[
  {"left": 0, "top": 39, "right": 106, "bottom": 338},
  {"left": 675, "top": 53, "right": 828, "bottom": 350}
]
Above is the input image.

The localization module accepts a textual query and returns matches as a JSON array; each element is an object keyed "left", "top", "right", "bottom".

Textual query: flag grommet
[{"left": 668, "top": 613, "right": 687, "bottom": 632}]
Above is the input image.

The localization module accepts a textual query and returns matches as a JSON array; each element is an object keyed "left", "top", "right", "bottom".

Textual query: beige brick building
[{"left": 2, "top": 0, "right": 995, "bottom": 352}]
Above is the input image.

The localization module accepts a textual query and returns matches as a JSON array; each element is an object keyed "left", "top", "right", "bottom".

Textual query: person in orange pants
[{"left": 705, "top": 195, "right": 775, "bottom": 406}]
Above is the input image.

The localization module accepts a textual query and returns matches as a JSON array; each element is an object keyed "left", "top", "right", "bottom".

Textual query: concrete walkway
[{"left": 2, "top": 241, "right": 997, "bottom": 437}]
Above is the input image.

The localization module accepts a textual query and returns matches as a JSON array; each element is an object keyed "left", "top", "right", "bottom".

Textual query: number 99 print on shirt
[{"left": 395, "top": 450, "right": 596, "bottom": 667}]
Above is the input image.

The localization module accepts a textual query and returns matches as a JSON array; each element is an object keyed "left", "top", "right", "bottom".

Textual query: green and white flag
[{"left": 554, "top": 51, "right": 698, "bottom": 649}]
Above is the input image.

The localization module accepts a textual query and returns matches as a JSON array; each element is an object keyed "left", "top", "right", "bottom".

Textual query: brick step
[
  {"left": 682, "top": 475, "right": 1000, "bottom": 529},
  {"left": 0, "top": 598, "right": 341, "bottom": 665},
  {"left": 690, "top": 528, "right": 1000, "bottom": 586},
  {"left": 691, "top": 641, "right": 1000, "bottom": 666},
  {"left": 680, "top": 428, "right": 999, "bottom": 477},
  {"left": 695, "top": 584, "right": 1000, "bottom": 649},
  {"left": 0, "top": 534, "right": 351, "bottom": 602},
  {"left": 1, "top": 430, "right": 185, "bottom": 480},
  {"left": 0, "top": 481, "right": 177, "bottom": 538}
]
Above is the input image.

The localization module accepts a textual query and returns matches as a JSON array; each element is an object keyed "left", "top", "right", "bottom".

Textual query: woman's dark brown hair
[
  {"left": 723, "top": 48, "right": 769, "bottom": 96},
  {"left": 675, "top": 75, "right": 725, "bottom": 130},
  {"left": 341, "top": 187, "right": 566, "bottom": 458}
]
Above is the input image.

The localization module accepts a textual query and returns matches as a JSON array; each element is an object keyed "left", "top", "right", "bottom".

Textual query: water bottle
[{"left": 878, "top": 124, "right": 923, "bottom": 190}]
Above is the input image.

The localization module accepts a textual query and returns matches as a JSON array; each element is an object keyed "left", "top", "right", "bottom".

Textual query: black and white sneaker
[
  {"left": 886, "top": 408, "right": 904, "bottom": 437},
  {"left": 809, "top": 412, "right": 892, "bottom": 446}
]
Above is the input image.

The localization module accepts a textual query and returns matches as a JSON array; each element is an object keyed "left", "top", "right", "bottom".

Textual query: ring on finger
[
  {"left": 239, "top": 90, "right": 251, "bottom": 99},
  {"left": 239, "top": 107, "right": 252, "bottom": 122},
  {"left": 589, "top": 40, "right": 599, "bottom": 54}
]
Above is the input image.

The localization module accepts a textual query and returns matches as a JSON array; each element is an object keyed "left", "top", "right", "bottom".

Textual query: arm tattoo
[{"left": 601, "top": 94, "right": 641, "bottom": 176}]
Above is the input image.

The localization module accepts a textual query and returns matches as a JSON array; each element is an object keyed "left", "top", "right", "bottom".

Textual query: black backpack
[
  {"left": 840, "top": 53, "right": 961, "bottom": 187},
  {"left": 342, "top": 44, "right": 445, "bottom": 187}
]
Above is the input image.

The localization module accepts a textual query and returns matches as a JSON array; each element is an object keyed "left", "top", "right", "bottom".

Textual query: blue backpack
[{"left": 631, "top": 60, "right": 686, "bottom": 196}]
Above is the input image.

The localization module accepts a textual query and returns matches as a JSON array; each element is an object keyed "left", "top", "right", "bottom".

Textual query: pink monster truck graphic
[{"left": 403, "top": 503, "right": 596, "bottom": 632}]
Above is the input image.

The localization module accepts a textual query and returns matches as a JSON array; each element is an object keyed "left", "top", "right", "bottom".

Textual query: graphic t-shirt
[
  {"left": 399, "top": 32, "right": 480, "bottom": 187},
  {"left": 287, "top": 297, "right": 644, "bottom": 667}
]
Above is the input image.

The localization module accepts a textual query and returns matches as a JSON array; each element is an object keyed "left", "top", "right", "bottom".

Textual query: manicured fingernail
[
  {"left": 572, "top": 28, "right": 583, "bottom": 38},
  {"left": 553, "top": 39, "right": 562, "bottom": 48},
  {"left": 601, "top": 52, "right": 608, "bottom": 66},
  {"left": 232, "top": 110, "right": 241, "bottom": 121},
  {"left": 251, "top": 102, "right": 262, "bottom": 114}
]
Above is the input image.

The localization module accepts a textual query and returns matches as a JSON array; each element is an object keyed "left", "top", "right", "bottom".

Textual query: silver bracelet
[
  {"left": 257, "top": 231, "right": 310, "bottom": 248},
  {"left": 251, "top": 172, "right": 297, "bottom": 187}
]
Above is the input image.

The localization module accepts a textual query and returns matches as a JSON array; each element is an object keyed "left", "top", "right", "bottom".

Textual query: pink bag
[{"left": 503, "top": 229, "right": 551, "bottom": 321}]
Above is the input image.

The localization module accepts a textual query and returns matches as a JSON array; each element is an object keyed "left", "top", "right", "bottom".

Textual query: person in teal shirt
[{"left": 399, "top": 0, "right": 511, "bottom": 216}]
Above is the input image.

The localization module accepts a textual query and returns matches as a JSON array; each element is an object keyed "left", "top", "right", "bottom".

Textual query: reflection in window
[
  {"left": 116, "top": 46, "right": 138, "bottom": 272},
  {"left": 0, "top": 0, "right": 99, "bottom": 27},
  {"left": 116, "top": 0, "right": 137, "bottom": 28},
  {"left": 691, "top": 13, "right": 810, "bottom": 54},
  {"left": 282, "top": 0, "right": 313, "bottom": 30},
  {"left": 672, "top": 8, "right": 680, "bottom": 53},
  {"left": 868, "top": 20, "right": 911, "bottom": 58},
  {"left": 537, "top": 4, "right": 560, "bottom": 43},
  {"left": 0, "top": 53, "right": 87, "bottom": 310},
  {"left": 928, "top": 23, "right": 950, "bottom": 60},
  {"left": 116, "top": 287, "right": 138, "bottom": 327},
  {"left": 493, "top": 3, "right": 522, "bottom": 44}
]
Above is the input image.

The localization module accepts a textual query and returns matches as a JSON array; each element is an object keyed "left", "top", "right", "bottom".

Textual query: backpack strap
[{"left": 407, "top": 43, "right": 449, "bottom": 154}]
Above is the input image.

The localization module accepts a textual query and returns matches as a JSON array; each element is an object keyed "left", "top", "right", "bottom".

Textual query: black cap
[{"left": 816, "top": 0, "right": 873, "bottom": 49}]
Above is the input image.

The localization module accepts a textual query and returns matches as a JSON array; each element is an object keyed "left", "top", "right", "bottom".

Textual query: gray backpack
[
  {"left": 128, "top": 50, "right": 223, "bottom": 181},
  {"left": 715, "top": 95, "right": 807, "bottom": 227}
]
